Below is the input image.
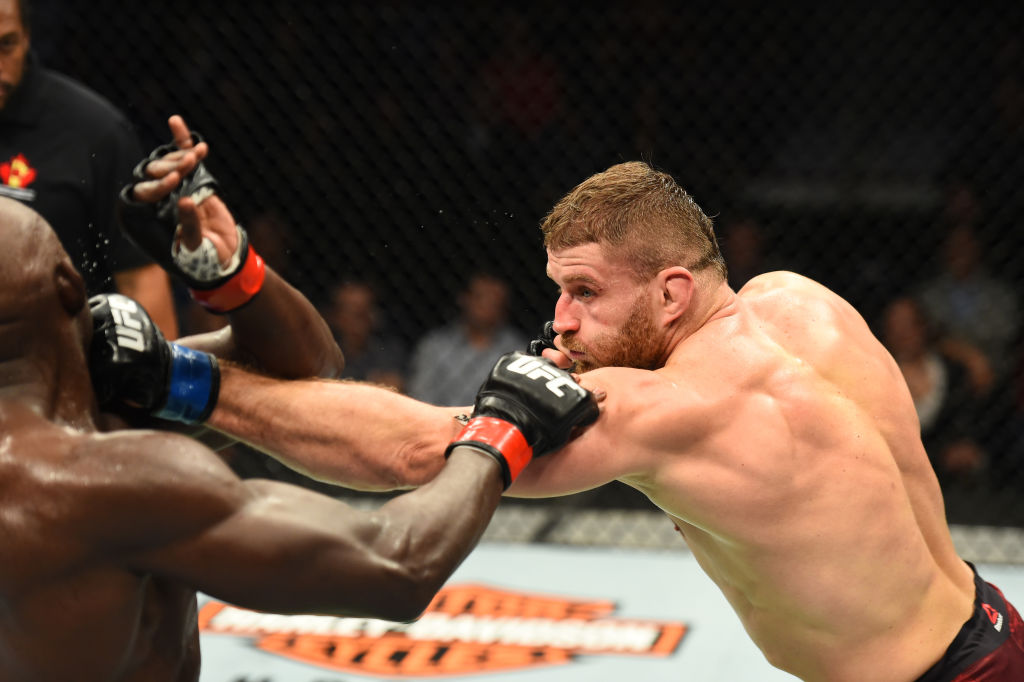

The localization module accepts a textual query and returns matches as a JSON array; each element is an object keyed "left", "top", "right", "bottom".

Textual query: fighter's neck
[{"left": 666, "top": 280, "right": 736, "bottom": 354}]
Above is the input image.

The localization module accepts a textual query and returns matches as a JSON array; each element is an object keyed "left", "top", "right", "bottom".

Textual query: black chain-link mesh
[{"left": 38, "top": 2, "right": 1024, "bottom": 528}]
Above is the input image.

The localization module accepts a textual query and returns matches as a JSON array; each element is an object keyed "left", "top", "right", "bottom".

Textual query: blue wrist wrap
[{"left": 156, "top": 344, "right": 220, "bottom": 423}]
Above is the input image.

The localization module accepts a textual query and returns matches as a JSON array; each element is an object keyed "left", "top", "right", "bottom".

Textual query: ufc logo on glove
[
  {"left": 504, "top": 355, "right": 587, "bottom": 398},
  {"left": 107, "top": 295, "right": 146, "bottom": 352}
]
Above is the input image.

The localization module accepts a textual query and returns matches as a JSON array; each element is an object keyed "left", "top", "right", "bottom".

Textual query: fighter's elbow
[
  {"left": 369, "top": 538, "right": 450, "bottom": 622},
  {"left": 315, "top": 343, "right": 345, "bottom": 380},
  {"left": 375, "top": 575, "right": 441, "bottom": 623},
  {"left": 295, "top": 346, "right": 345, "bottom": 381},
  {"left": 392, "top": 439, "right": 447, "bottom": 487}
]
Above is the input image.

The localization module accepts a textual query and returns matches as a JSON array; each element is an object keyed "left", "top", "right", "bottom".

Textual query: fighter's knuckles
[{"left": 131, "top": 176, "right": 175, "bottom": 203}]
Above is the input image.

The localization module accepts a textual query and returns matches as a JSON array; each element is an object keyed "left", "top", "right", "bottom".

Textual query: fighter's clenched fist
[{"left": 445, "top": 351, "right": 599, "bottom": 489}]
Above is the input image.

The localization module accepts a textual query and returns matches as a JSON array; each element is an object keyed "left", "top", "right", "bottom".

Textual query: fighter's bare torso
[{"left": 515, "top": 271, "right": 976, "bottom": 682}]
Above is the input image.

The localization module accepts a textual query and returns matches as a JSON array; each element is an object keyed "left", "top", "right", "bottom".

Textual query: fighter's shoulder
[
  {"left": 79, "top": 428, "right": 237, "bottom": 489},
  {"left": 69, "top": 429, "right": 246, "bottom": 551},
  {"left": 576, "top": 367, "right": 710, "bottom": 436},
  {"left": 0, "top": 424, "right": 240, "bottom": 559},
  {"left": 57, "top": 428, "right": 242, "bottom": 524},
  {"left": 739, "top": 271, "right": 855, "bottom": 326},
  {"left": 739, "top": 271, "right": 835, "bottom": 301},
  {"left": 576, "top": 366, "right": 672, "bottom": 399}
]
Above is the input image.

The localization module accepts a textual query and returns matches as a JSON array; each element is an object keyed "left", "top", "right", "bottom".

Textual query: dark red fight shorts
[{"left": 916, "top": 563, "right": 1024, "bottom": 681}]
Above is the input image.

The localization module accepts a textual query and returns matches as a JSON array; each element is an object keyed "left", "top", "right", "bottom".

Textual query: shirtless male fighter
[
  {"left": 111, "top": 160, "right": 1024, "bottom": 681},
  {"left": 0, "top": 119, "right": 597, "bottom": 680}
]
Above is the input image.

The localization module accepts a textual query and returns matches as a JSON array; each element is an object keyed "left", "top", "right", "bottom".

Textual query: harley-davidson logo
[{"left": 199, "top": 583, "right": 688, "bottom": 676}]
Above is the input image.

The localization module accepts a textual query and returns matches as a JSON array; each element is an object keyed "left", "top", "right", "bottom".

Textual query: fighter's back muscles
[{"left": 740, "top": 273, "right": 968, "bottom": 575}]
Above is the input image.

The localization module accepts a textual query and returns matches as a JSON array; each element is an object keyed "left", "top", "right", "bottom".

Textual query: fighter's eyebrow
[
  {"left": 549, "top": 272, "right": 602, "bottom": 294},
  {"left": 562, "top": 272, "right": 600, "bottom": 286}
]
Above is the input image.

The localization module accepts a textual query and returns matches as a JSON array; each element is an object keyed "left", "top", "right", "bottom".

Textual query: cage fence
[{"left": 38, "top": 1, "right": 1024, "bottom": 553}]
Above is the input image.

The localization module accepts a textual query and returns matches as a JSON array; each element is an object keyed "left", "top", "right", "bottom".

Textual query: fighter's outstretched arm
[
  {"left": 101, "top": 429, "right": 503, "bottom": 621},
  {"left": 119, "top": 115, "right": 342, "bottom": 380},
  {"left": 205, "top": 356, "right": 616, "bottom": 496},
  {"left": 207, "top": 363, "right": 459, "bottom": 490},
  {"left": 100, "top": 352, "right": 597, "bottom": 621}
]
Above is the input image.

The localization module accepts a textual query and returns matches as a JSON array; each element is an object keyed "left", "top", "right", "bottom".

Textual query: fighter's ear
[
  {"left": 658, "top": 266, "right": 695, "bottom": 322},
  {"left": 54, "top": 258, "right": 86, "bottom": 317}
]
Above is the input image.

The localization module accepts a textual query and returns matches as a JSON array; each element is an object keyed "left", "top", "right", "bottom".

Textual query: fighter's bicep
[
  {"left": 505, "top": 368, "right": 688, "bottom": 498},
  {"left": 505, "top": 415, "right": 633, "bottom": 497}
]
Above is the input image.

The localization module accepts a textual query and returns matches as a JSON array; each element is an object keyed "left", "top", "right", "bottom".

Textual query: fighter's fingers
[
  {"left": 144, "top": 149, "right": 199, "bottom": 179},
  {"left": 573, "top": 373, "right": 606, "bottom": 399},
  {"left": 176, "top": 197, "right": 202, "bottom": 250},
  {"left": 541, "top": 347, "right": 573, "bottom": 370},
  {"left": 191, "top": 140, "right": 209, "bottom": 162},
  {"left": 178, "top": 196, "right": 236, "bottom": 265},
  {"left": 131, "top": 171, "right": 181, "bottom": 203},
  {"left": 168, "top": 114, "right": 195, "bottom": 150}
]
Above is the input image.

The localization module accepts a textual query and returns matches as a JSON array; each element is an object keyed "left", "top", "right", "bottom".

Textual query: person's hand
[
  {"left": 89, "top": 293, "right": 220, "bottom": 423},
  {"left": 130, "top": 115, "right": 238, "bottom": 263},
  {"left": 445, "top": 351, "right": 599, "bottom": 489},
  {"left": 117, "top": 115, "right": 266, "bottom": 313},
  {"left": 526, "top": 320, "right": 573, "bottom": 369}
]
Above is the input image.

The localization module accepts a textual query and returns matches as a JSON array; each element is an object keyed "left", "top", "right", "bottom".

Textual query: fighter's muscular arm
[
  {"left": 207, "top": 364, "right": 459, "bottom": 490},
  {"left": 123, "top": 115, "right": 342, "bottom": 379},
  {"left": 89, "top": 355, "right": 595, "bottom": 620},
  {"left": 505, "top": 364, "right": 671, "bottom": 497},
  {"left": 206, "top": 362, "right": 638, "bottom": 496},
  {"left": 86, "top": 430, "right": 502, "bottom": 621}
]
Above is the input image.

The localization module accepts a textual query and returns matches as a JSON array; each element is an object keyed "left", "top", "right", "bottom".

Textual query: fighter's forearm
[
  {"left": 178, "top": 268, "right": 343, "bottom": 380},
  {"left": 356, "top": 447, "right": 504, "bottom": 618},
  {"left": 201, "top": 448, "right": 504, "bottom": 622},
  {"left": 206, "top": 363, "right": 459, "bottom": 490}
]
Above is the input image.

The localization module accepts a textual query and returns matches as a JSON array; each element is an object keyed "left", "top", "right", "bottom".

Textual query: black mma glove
[
  {"left": 89, "top": 294, "right": 219, "bottom": 424},
  {"left": 116, "top": 132, "right": 265, "bottom": 313},
  {"left": 445, "top": 351, "right": 599, "bottom": 489},
  {"left": 527, "top": 320, "right": 557, "bottom": 356}
]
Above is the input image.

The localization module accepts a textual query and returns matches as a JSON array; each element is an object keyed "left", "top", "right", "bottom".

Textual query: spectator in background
[
  {"left": 0, "top": 0, "right": 178, "bottom": 336},
  {"left": 880, "top": 295, "right": 988, "bottom": 485},
  {"left": 323, "top": 279, "right": 407, "bottom": 392},
  {"left": 912, "top": 183, "right": 1024, "bottom": 496},
  {"left": 915, "top": 215, "right": 1020, "bottom": 391},
  {"left": 407, "top": 272, "right": 527, "bottom": 406}
]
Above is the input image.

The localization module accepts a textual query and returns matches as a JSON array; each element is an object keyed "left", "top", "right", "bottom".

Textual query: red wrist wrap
[
  {"left": 452, "top": 417, "right": 532, "bottom": 487},
  {"left": 190, "top": 246, "right": 266, "bottom": 313}
]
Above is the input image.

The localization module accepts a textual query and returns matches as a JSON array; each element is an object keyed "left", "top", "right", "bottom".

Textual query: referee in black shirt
[{"left": 0, "top": 0, "right": 178, "bottom": 337}]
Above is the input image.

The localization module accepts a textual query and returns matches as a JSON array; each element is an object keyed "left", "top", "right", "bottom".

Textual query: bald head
[
  {"left": 0, "top": 196, "right": 85, "bottom": 329},
  {"left": 0, "top": 198, "right": 97, "bottom": 417}
]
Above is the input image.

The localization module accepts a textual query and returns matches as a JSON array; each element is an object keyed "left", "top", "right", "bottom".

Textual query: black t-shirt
[{"left": 0, "top": 54, "right": 154, "bottom": 295}]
